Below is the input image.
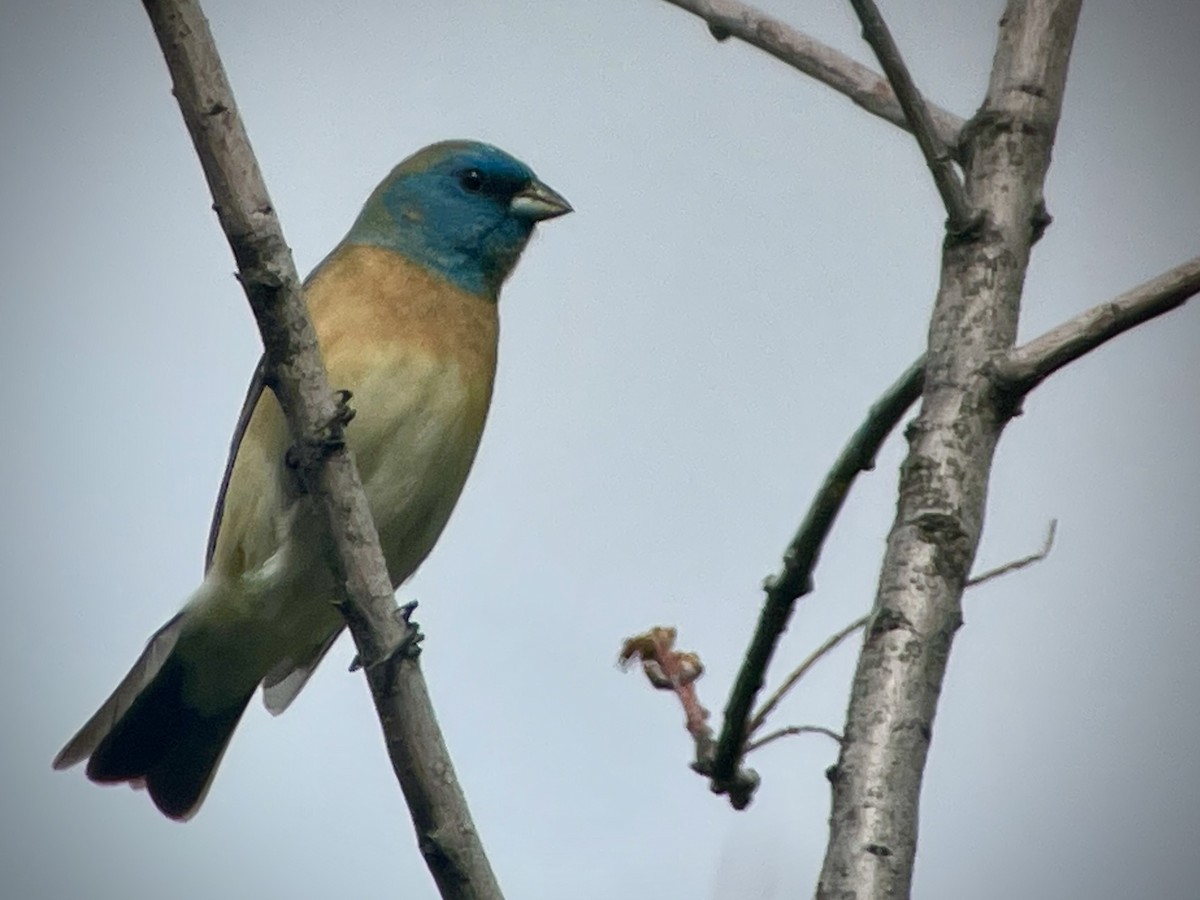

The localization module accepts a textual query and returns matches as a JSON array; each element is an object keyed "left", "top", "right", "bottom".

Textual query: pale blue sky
[{"left": 2, "top": 2, "right": 1198, "bottom": 898}]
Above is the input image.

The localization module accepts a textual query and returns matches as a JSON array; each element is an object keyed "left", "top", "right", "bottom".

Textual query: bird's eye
[{"left": 459, "top": 169, "right": 484, "bottom": 193}]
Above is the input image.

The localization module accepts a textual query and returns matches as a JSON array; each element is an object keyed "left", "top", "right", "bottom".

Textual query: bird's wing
[{"left": 205, "top": 356, "right": 268, "bottom": 574}]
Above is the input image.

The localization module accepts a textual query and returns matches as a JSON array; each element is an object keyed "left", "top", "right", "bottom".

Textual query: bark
[
  {"left": 996, "top": 254, "right": 1200, "bottom": 391},
  {"left": 816, "top": 3, "right": 1082, "bottom": 897},
  {"left": 141, "top": 2, "right": 503, "bottom": 897}
]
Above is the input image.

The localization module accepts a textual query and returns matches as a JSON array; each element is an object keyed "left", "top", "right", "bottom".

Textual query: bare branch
[
  {"left": 847, "top": 0, "right": 977, "bottom": 235},
  {"left": 749, "top": 615, "right": 868, "bottom": 736},
  {"left": 708, "top": 356, "right": 924, "bottom": 799},
  {"left": 661, "top": 0, "right": 965, "bottom": 157},
  {"left": 141, "top": 2, "right": 501, "bottom": 897},
  {"left": 994, "top": 255, "right": 1200, "bottom": 392},
  {"left": 817, "top": 3, "right": 1083, "bottom": 897},
  {"left": 966, "top": 519, "right": 1057, "bottom": 587},
  {"left": 745, "top": 724, "right": 844, "bottom": 754},
  {"left": 748, "top": 518, "right": 1055, "bottom": 761}
]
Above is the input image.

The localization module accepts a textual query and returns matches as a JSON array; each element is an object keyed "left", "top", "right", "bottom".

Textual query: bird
[{"left": 53, "top": 140, "right": 571, "bottom": 820}]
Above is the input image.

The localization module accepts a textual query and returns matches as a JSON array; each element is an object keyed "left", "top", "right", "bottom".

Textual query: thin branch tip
[
  {"left": 749, "top": 614, "right": 868, "bottom": 736},
  {"left": 661, "top": 0, "right": 965, "bottom": 153},
  {"left": 745, "top": 724, "right": 844, "bottom": 754},
  {"left": 966, "top": 519, "right": 1057, "bottom": 587},
  {"left": 847, "top": 0, "right": 975, "bottom": 232}
]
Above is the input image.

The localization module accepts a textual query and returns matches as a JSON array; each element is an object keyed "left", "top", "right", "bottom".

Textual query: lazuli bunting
[{"left": 53, "top": 140, "right": 571, "bottom": 820}]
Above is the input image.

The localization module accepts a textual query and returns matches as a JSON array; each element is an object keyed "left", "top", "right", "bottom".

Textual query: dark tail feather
[
  {"left": 54, "top": 613, "right": 186, "bottom": 772},
  {"left": 84, "top": 655, "right": 253, "bottom": 820},
  {"left": 54, "top": 613, "right": 254, "bottom": 821}
]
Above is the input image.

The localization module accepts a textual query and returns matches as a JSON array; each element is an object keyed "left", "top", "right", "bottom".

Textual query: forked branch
[
  {"left": 749, "top": 615, "right": 869, "bottom": 737},
  {"left": 847, "top": 0, "right": 976, "bottom": 235},
  {"left": 661, "top": 0, "right": 965, "bottom": 156},
  {"left": 708, "top": 356, "right": 925, "bottom": 797},
  {"left": 818, "top": 3, "right": 1083, "bottom": 895}
]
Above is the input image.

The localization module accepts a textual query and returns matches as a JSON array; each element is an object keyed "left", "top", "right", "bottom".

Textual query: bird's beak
[{"left": 510, "top": 180, "right": 573, "bottom": 221}]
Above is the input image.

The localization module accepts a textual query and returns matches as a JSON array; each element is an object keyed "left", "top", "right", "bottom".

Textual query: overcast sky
[{"left": 3, "top": 2, "right": 1198, "bottom": 898}]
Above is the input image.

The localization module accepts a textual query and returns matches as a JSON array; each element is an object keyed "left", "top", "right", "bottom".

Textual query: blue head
[{"left": 344, "top": 140, "right": 571, "bottom": 298}]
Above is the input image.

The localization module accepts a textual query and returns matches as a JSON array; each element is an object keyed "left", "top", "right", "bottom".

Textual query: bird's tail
[{"left": 53, "top": 611, "right": 256, "bottom": 821}]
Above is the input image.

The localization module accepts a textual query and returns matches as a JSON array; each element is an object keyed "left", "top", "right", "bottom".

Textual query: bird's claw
[
  {"left": 348, "top": 600, "right": 424, "bottom": 672},
  {"left": 285, "top": 389, "right": 357, "bottom": 471}
]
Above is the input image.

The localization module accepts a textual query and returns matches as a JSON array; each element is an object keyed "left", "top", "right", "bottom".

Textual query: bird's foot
[
  {"left": 348, "top": 600, "right": 425, "bottom": 672},
  {"left": 285, "top": 389, "right": 356, "bottom": 472}
]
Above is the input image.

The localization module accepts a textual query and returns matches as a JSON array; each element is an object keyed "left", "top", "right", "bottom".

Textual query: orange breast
[{"left": 306, "top": 244, "right": 499, "bottom": 390}]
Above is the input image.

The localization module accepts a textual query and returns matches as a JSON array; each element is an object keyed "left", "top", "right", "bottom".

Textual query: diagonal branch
[
  {"left": 661, "top": 0, "right": 965, "bottom": 157},
  {"left": 966, "top": 519, "right": 1056, "bottom": 587},
  {"left": 745, "top": 724, "right": 843, "bottom": 754},
  {"left": 847, "top": 0, "right": 976, "bottom": 235},
  {"left": 749, "top": 615, "right": 868, "bottom": 737},
  {"left": 141, "top": 2, "right": 502, "bottom": 898},
  {"left": 708, "top": 355, "right": 925, "bottom": 797},
  {"left": 994, "top": 255, "right": 1200, "bottom": 392}
]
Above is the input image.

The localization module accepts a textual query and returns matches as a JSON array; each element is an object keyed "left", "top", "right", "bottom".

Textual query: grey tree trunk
[{"left": 817, "top": 2, "right": 1083, "bottom": 897}]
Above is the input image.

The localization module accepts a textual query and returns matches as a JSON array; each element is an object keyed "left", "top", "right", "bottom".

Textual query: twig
[
  {"left": 966, "top": 519, "right": 1057, "bottom": 587},
  {"left": 708, "top": 355, "right": 925, "bottom": 797},
  {"left": 141, "top": 3, "right": 502, "bottom": 898},
  {"left": 660, "top": 0, "right": 965, "bottom": 157},
  {"left": 619, "top": 629, "right": 760, "bottom": 809},
  {"left": 994, "top": 255, "right": 1200, "bottom": 392},
  {"left": 749, "top": 519, "right": 1054, "bottom": 750},
  {"left": 748, "top": 615, "right": 868, "bottom": 736},
  {"left": 745, "top": 725, "right": 843, "bottom": 754},
  {"left": 620, "top": 629, "right": 713, "bottom": 759},
  {"left": 847, "top": 0, "right": 976, "bottom": 236}
]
